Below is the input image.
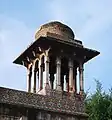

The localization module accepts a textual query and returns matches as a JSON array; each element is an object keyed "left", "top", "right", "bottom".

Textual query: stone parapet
[{"left": 0, "top": 87, "right": 87, "bottom": 117}]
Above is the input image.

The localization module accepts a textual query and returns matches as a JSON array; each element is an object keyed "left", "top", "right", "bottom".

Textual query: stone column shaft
[
  {"left": 39, "top": 60, "right": 43, "bottom": 90},
  {"left": 27, "top": 66, "right": 32, "bottom": 92},
  {"left": 44, "top": 55, "right": 50, "bottom": 89},
  {"left": 79, "top": 62, "right": 84, "bottom": 94},
  {"left": 56, "top": 56, "right": 61, "bottom": 90},
  {"left": 68, "top": 59, "right": 74, "bottom": 92},
  {"left": 33, "top": 70, "right": 37, "bottom": 93}
]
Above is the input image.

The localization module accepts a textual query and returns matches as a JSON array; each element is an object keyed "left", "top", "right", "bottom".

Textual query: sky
[{"left": 0, "top": 0, "right": 112, "bottom": 93}]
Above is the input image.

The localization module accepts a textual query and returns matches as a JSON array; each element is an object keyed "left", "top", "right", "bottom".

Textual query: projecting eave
[
  {"left": 13, "top": 36, "right": 83, "bottom": 66},
  {"left": 13, "top": 38, "right": 39, "bottom": 66},
  {"left": 83, "top": 47, "right": 100, "bottom": 63},
  {"left": 13, "top": 36, "right": 100, "bottom": 67}
]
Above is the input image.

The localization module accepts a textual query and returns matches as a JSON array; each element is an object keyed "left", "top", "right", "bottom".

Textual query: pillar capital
[
  {"left": 79, "top": 62, "right": 84, "bottom": 72},
  {"left": 27, "top": 69, "right": 31, "bottom": 76},
  {"left": 68, "top": 58, "right": 73, "bottom": 68},
  {"left": 56, "top": 56, "right": 61, "bottom": 65},
  {"left": 45, "top": 55, "right": 50, "bottom": 63}
]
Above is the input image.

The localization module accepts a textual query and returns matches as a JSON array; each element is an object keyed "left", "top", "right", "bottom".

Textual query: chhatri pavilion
[{"left": 0, "top": 21, "right": 100, "bottom": 120}]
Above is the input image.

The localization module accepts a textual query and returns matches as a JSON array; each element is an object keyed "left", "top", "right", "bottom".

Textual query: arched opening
[
  {"left": 33, "top": 59, "right": 39, "bottom": 93},
  {"left": 49, "top": 56, "right": 56, "bottom": 89},
  {"left": 61, "top": 57, "right": 68, "bottom": 92}
]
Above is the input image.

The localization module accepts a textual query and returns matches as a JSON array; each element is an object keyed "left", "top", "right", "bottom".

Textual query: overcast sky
[{"left": 0, "top": 0, "right": 112, "bottom": 93}]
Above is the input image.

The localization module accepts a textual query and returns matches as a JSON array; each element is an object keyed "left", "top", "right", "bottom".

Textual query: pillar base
[
  {"left": 56, "top": 85, "right": 62, "bottom": 91},
  {"left": 79, "top": 90, "right": 84, "bottom": 95},
  {"left": 37, "top": 89, "right": 49, "bottom": 95},
  {"left": 44, "top": 83, "right": 50, "bottom": 89},
  {"left": 69, "top": 86, "right": 74, "bottom": 93},
  {"left": 37, "top": 83, "right": 50, "bottom": 95}
]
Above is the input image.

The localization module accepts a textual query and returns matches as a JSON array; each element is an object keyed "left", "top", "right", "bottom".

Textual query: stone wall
[
  {"left": 0, "top": 106, "right": 87, "bottom": 120},
  {"left": 0, "top": 87, "right": 88, "bottom": 120}
]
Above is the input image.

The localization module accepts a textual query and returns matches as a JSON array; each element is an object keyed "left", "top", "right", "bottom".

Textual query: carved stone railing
[{"left": 0, "top": 87, "right": 87, "bottom": 117}]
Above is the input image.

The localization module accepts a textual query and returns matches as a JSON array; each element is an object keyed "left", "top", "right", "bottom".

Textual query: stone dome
[{"left": 35, "top": 21, "right": 75, "bottom": 41}]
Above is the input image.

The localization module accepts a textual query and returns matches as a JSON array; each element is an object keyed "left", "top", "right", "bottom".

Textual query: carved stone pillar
[
  {"left": 79, "top": 62, "right": 84, "bottom": 94},
  {"left": 33, "top": 69, "right": 37, "bottom": 93},
  {"left": 39, "top": 59, "right": 43, "bottom": 90},
  {"left": 44, "top": 55, "right": 50, "bottom": 89},
  {"left": 27, "top": 65, "right": 32, "bottom": 92},
  {"left": 68, "top": 59, "right": 74, "bottom": 92},
  {"left": 56, "top": 56, "right": 62, "bottom": 91}
]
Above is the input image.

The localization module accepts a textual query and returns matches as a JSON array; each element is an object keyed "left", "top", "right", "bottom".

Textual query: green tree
[{"left": 85, "top": 80, "right": 112, "bottom": 120}]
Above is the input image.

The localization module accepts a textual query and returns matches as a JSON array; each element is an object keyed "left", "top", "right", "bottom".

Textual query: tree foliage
[{"left": 85, "top": 80, "right": 112, "bottom": 120}]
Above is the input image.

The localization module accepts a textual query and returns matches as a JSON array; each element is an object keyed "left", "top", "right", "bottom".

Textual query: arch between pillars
[{"left": 61, "top": 57, "right": 68, "bottom": 92}]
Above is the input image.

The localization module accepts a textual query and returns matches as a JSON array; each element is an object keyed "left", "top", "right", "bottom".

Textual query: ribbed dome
[{"left": 35, "top": 21, "right": 75, "bottom": 41}]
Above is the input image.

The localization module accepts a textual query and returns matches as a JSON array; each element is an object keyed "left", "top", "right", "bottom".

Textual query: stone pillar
[
  {"left": 56, "top": 56, "right": 62, "bottom": 91},
  {"left": 33, "top": 69, "right": 37, "bottom": 93},
  {"left": 68, "top": 59, "right": 74, "bottom": 92},
  {"left": 44, "top": 54, "right": 50, "bottom": 89},
  {"left": 27, "top": 65, "right": 32, "bottom": 92},
  {"left": 79, "top": 62, "right": 84, "bottom": 94},
  {"left": 39, "top": 59, "right": 43, "bottom": 90},
  {"left": 73, "top": 67, "right": 77, "bottom": 93}
]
